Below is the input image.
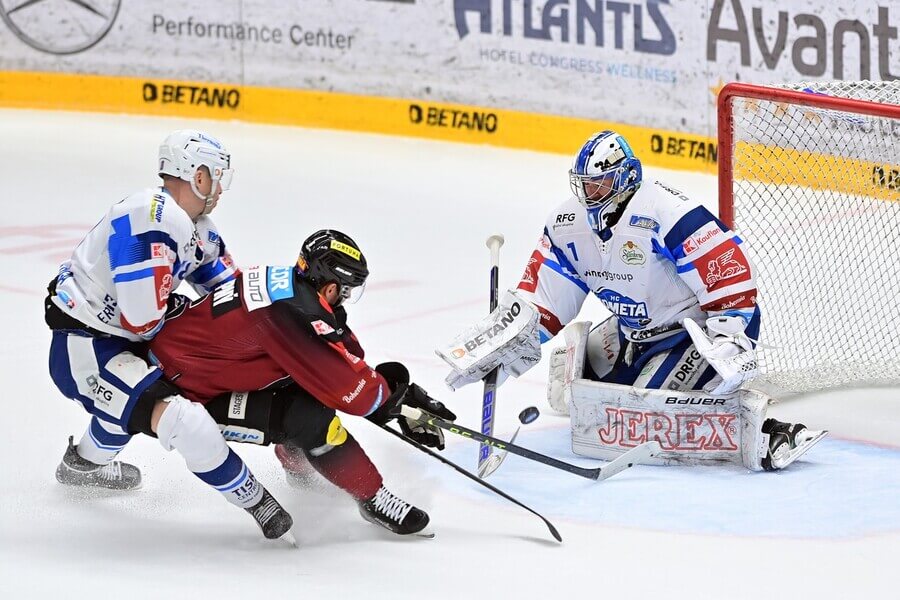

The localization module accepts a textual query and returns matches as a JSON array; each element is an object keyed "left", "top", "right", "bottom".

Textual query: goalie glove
[
  {"left": 683, "top": 315, "right": 759, "bottom": 395},
  {"left": 368, "top": 362, "right": 458, "bottom": 450},
  {"left": 436, "top": 290, "right": 542, "bottom": 391}
]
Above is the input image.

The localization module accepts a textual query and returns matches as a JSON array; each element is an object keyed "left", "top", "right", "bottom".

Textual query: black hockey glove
[
  {"left": 165, "top": 292, "right": 190, "bottom": 317},
  {"left": 369, "top": 362, "right": 457, "bottom": 450}
]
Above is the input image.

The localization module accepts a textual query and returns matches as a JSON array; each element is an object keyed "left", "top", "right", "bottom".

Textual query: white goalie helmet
[
  {"left": 569, "top": 130, "right": 642, "bottom": 209},
  {"left": 158, "top": 130, "right": 233, "bottom": 208}
]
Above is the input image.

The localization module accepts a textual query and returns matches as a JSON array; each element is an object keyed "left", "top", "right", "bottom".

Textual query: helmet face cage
[
  {"left": 297, "top": 230, "right": 369, "bottom": 305},
  {"left": 569, "top": 131, "right": 642, "bottom": 209}
]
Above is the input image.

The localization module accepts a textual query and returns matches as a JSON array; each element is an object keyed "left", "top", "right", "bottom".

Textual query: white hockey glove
[
  {"left": 683, "top": 316, "right": 759, "bottom": 395},
  {"left": 436, "top": 290, "right": 541, "bottom": 391}
]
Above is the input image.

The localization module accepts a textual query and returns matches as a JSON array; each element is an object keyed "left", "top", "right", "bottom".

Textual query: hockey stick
[
  {"left": 378, "top": 423, "right": 562, "bottom": 543},
  {"left": 402, "top": 405, "right": 661, "bottom": 481},
  {"left": 478, "top": 233, "right": 506, "bottom": 478}
]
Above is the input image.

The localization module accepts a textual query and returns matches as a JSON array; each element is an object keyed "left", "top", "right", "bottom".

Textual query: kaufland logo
[
  {"left": 0, "top": 0, "right": 120, "bottom": 55},
  {"left": 453, "top": 0, "right": 676, "bottom": 55}
]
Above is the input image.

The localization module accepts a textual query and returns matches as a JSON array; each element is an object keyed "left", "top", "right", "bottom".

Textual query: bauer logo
[
  {"left": 142, "top": 83, "right": 240, "bottom": 110},
  {"left": 408, "top": 104, "right": 498, "bottom": 134},
  {"left": 0, "top": 0, "right": 120, "bottom": 55},
  {"left": 453, "top": 0, "right": 675, "bottom": 55}
]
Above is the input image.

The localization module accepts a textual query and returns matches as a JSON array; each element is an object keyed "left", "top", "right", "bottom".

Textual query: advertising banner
[{"left": 0, "top": 1, "right": 895, "bottom": 171}]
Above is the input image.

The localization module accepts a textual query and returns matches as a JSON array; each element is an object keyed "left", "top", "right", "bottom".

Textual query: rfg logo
[
  {"left": 85, "top": 375, "right": 114, "bottom": 404},
  {"left": 596, "top": 407, "right": 739, "bottom": 451},
  {"left": 556, "top": 213, "right": 575, "bottom": 224}
]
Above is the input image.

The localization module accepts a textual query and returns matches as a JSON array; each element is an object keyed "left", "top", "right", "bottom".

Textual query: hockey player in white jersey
[
  {"left": 44, "top": 130, "right": 292, "bottom": 540},
  {"left": 439, "top": 131, "right": 825, "bottom": 472}
]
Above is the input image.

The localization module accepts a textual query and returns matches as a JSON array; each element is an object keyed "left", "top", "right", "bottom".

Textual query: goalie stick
[
  {"left": 402, "top": 405, "right": 661, "bottom": 481},
  {"left": 378, "top": 422, "right": 562, "bottom": 543},
  {"left": 477, "top": 233, "right": 508, "bottom": 478}
]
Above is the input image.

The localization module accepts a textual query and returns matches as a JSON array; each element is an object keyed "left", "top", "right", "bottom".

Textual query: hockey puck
[{"left": 518, "top": 406, "right": 540, "bottom": 425}]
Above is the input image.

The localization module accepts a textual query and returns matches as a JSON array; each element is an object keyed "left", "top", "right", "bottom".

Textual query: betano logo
[{"left": 0, "top": 0, "right": 120, "bottom": 55}]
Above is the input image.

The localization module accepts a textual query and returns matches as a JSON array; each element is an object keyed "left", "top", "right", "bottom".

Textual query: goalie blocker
[{"left": 559, "top": 322, "right": 826, "bottom": 471}]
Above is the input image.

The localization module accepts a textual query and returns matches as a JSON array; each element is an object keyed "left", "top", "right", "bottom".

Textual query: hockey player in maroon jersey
[{"left": 146, "top": 229, "right": 456, "bottom": 536}]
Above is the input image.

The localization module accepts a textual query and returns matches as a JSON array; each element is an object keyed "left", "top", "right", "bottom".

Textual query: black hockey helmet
[{"left": 297, "top": 229, "right": 369, "bottom": 304}]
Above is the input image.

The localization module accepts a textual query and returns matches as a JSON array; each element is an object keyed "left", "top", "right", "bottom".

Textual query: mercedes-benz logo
[{"left": 1, "top": 0, "right": 120, "bottom": 55}]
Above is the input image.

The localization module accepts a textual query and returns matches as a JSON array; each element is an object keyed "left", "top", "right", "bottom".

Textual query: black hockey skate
[
  {"left": 55, "top": 435, "right": 142, "bottom": 490},
  {"left": 358, "top": 485, "right": 430, "bottom": 536},
  {"left": 245, "top": 488, "right": 294, "bottom": 540},
  {"left": 762, "top": 419, "right": 827, "bottom": 471}
]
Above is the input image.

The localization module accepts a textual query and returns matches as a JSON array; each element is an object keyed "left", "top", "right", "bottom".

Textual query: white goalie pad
[
  {"left": 547, "top": 321, "right": 591, "bottom": 415},
  {"left": 436, "top": 290, "right": 541, "bottom": 390},
  {"left": 569, "top": 379, "right": 773, "bottom": 471}
]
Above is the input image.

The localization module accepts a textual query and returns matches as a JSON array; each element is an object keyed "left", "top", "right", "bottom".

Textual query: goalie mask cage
[{"left": 718, "top": 81, "right": 900, "bottom": 394}]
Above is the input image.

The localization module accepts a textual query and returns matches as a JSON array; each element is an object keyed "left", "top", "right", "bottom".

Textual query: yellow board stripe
[
  {"left": 735, "top": 143, "right": 900, "bottom": 202},
  {"left": 3, "top": 71, "right": 895, "bottom": 199},
  {"left": 0, "top": 70, "right": 717, "bottom": 174}
]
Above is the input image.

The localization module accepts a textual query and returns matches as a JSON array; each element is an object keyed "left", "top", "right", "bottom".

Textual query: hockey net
[{"left": 718, "top": 81, "right": 900, "bottom": 394}]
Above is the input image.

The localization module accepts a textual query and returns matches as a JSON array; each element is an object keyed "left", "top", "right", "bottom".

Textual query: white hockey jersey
[
  {"left": 52, "top": 187, "right": 237, "bottom": 341},
  {"left": 516, "top": 179, "right": 759, "bottom": 345}
]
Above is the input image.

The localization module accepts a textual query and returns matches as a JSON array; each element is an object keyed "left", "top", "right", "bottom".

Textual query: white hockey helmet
[
  {"left": 158, "top": 130, "right": 233, "bottom": 210},
  {"left": 569, "top": 130, "right": 642, "bottom": 209}
]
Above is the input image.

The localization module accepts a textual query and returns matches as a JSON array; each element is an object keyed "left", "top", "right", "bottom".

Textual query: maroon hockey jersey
[{"left": 147, "top": 265, "right": 389, "bottom": 416}]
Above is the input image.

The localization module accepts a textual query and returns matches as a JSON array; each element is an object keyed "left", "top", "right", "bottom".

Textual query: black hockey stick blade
[
  {"left": 378, "top": 423, "right": 562, "bottom": 543},
  {"left": 401, "top": 406, "right": 661, "bottom": 481}
]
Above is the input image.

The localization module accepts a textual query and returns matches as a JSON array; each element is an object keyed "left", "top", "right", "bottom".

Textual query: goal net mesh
[{"left": 725, "top": 81, "right": 900, "bottom": 393}]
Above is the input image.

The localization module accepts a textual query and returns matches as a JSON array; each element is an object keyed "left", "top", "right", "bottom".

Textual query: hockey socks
[
  {"left": 156, "top": 396, "right": 263, "bottom": 508},
  {"left": 306, "top": 433, "right": 383, "bottom": 501},
  {"left": 75, "top": 416, "right": 133, "bottom": 465}
]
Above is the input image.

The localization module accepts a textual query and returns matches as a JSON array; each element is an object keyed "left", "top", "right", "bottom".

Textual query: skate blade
[
  {"left": 773, "top": 430, "right": 828, "bottom": 470},
  {"left": 280, "top": 530, "right": 299, "bottom": 548}
]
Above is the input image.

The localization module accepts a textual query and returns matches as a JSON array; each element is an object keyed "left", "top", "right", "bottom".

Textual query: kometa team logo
[{"left": 0, "top": 0, "right": 120, "bottom": 55}]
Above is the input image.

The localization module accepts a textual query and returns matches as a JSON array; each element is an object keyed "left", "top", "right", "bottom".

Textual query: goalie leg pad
[
  {"left": 547, "top": 320, "right": 593, "bottom": 415},
  {"left": 570, "top": 379, "right": 776, "bottom": 469},
  {"left": 584, "top": 317, "right": 622, "bottom": 381}
]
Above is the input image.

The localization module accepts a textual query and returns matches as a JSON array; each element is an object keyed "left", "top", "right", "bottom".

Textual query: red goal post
[{"left": 717, "top": 81, "right": 900, "bottom": 394}]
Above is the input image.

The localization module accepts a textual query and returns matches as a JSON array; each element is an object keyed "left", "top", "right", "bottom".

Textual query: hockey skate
[
  {"left": 245, "top": 488, "right": 294, "bottom": 540},
  {"left": 761, "top": 419, "right": 828, "bottom": 471},
  {"left": 55, "top": 435, "right": 142, "bottom": 490},
  {"left": 358, "top": 485, "right": 431, "bottom": 537}
]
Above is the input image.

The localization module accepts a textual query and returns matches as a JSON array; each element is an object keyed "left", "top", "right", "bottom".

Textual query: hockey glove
[
  {"left": 369, "top": 362, "right": 457, "bottom": 450},
  {"left": 684, "top": 316, "right": 759, "bottom": 395},
  {"left": 436, "top": 290, "right": 542, "bottom": 391}
]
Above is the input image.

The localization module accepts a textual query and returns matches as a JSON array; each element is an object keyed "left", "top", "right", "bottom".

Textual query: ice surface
[{"left": 1, "top": 110, "right": 897, "bottom": 599}]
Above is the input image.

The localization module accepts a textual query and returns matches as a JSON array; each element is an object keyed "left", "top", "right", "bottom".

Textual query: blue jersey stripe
[
  {"left": 662, "top": 206, "right": 726, "bottom": 252},
  {"left": 112, "top": 267, "right": 156, "bottom": 283},
  {"left": 190, "top": 260, "right": 225, "bottom": 286},
  {"left": 109, "top": 215, "right": 179, "bottom": 271}
]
